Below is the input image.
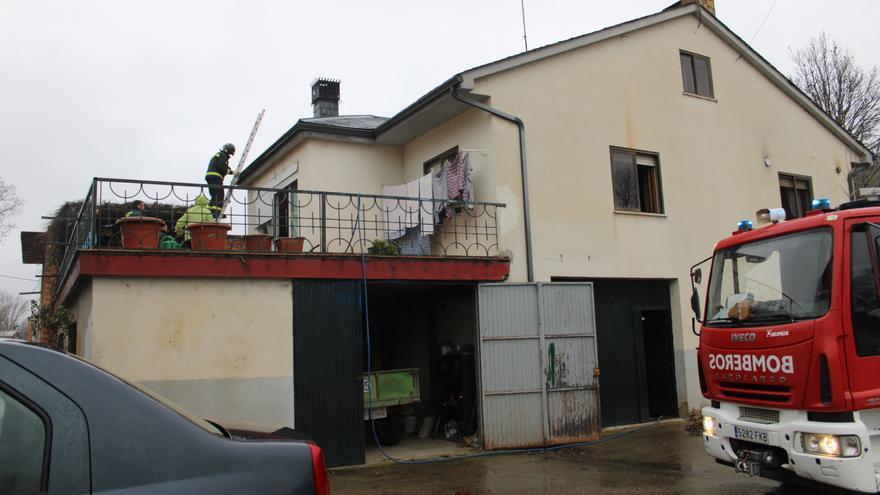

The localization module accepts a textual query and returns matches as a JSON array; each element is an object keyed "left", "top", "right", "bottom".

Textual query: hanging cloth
[
  {"left": 432, "top": 165, "right": 449, "bottom": 223},
  {"left": 381, "top": 183, "right": 407, "bottom": 240},
  {"left": 418, "top": 173, "right": 434, "bottom": 235}
]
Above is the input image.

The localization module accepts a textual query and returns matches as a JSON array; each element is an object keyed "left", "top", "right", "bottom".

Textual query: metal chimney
[{"left": 311, "top": 78, "right": 340, "bottom": 118}]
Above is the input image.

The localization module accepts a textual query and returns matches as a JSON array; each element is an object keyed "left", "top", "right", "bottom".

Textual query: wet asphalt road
[{"left": 330, "top": 420, "right": 851, "bottom": 495}]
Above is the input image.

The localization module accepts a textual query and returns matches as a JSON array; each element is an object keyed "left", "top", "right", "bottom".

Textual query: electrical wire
[
  {"left": 354, "top": 193, "right": 663, "bottom": 465},
  {"left": 748, "top": 0, "right": 777, "bottom": 44},
  {"left": 0, "top": 274, "right": 36, "bottom": 282}
]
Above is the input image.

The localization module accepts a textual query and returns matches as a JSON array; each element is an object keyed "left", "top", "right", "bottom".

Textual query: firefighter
[
  {"left": 205, "top": 143, "right": 235, "bottom": 218},
  {"left": 175, "top": 194, "right": 213, "bottom": 246}
]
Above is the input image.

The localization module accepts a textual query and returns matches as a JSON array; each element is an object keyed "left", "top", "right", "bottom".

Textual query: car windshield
[{"left": 705, "top": 228, "right": 833, "bottom": 326}]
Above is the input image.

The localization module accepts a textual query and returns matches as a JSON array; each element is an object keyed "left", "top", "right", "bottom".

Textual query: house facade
[
  {"left": 238, "top": 0, "right": 870, "bottom": 429},
  {"left": 41, "top": 0, "right": 871, "bottom": 467}
]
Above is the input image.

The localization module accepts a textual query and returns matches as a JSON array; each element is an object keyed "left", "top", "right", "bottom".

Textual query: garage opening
[
  {"left": 551, "top": 278, "right": 679, "bottom": 427},
  {"left": 362, "top": 283, "right": 480, "bottom": 462}
]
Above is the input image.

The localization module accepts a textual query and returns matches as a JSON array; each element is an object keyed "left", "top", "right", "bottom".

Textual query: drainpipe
[{"left": 451, "top": 85, "right": 534, "bottom": 282}]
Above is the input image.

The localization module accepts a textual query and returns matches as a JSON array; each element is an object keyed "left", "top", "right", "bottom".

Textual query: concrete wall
[
  {"left": 465, "top": 14, "right": 858, "bottom": 412},
  {"left": 75, "top": 277, "right": 295, "bottom": 427}
]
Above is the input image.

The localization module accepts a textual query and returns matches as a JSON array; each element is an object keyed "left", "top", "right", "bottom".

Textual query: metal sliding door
[{"left": 478, "top": 283, "right": 599, "bottom": 449}]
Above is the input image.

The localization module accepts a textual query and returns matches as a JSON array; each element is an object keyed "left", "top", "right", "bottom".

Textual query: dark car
[{"left": 0, "top": 339, "right": 330, "bottom": 494}]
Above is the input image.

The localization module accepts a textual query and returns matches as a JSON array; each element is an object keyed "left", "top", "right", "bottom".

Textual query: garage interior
[
  {"left": 363, "top": 283, "right": 480, "bottom": 459},
  {"left": 291, "top": 280, "right": 481, "bottom": 467}
]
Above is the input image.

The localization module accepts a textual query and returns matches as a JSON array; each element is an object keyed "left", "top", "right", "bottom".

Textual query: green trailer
[{"left": 362, "top": 368, "right": 420, "bottom": 446}]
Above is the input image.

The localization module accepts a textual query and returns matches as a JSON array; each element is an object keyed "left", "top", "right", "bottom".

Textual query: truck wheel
[{"left": 375, "top": 414, "right": 405, "bottom": 446}]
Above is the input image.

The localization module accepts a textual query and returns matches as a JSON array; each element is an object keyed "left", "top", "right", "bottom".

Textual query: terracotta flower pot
[
  {"left": 226, "top": 237, "right": 247, "bottom": 251},
  {"left": 116, "top": 216, "right": 165, "bottom": 249},
  {"left": 275, "top": 237, "right": 306, "bottom": 253},
  {"left": 187, "top": 222, "right": 231, "bottom": 250},
  {"left": 244, "top": 234, "right": 273, "bottom": 252}
]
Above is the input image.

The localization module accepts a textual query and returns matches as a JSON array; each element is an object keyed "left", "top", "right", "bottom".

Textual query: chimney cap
[{"left": 310, "top": 77, "right": 340, "bottom": 104}]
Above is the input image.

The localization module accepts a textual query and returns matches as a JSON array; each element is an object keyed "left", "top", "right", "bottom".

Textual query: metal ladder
[{"left": 220, "top": 109, "right": 265, "bottom": 216}]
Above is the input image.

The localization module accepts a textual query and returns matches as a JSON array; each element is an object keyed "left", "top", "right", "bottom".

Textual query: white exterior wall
[
  {"left": 75, "top": 277, "right": 295, "bottom": 427},
  {"left": 245, "top": 139, "right": 404, "bottom": 250},
  {"left": 467, "top": 15, "right": 858, "bottom": 411}
]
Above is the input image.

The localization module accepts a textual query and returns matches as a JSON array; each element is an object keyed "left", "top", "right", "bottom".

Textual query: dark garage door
[{"left": 293, "top": 280, "right": 364, "bottom": 467}]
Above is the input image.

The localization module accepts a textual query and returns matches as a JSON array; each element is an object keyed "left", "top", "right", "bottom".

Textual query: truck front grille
[
  {"left": 738, "top": 406, "right": 780, "bottom": 424},
  {"left": 718, "top": 382, "right": 791, "bottom": 404}
]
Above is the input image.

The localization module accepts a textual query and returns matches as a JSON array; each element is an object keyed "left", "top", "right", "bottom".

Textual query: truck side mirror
[
  {"left": 693, "top": 267, "right": 702, "bottom": 285},
  {"left": 690, "top": 287, "right": 701, "bottom": 320}
]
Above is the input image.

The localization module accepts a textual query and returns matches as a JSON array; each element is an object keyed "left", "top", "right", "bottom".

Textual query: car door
[{"left": 0, "top": 355, "right": 90, "bottom": 494}]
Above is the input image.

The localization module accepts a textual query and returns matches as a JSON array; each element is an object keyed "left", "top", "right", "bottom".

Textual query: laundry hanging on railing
[
  {"left": 382, "top": 183, "right": 408, "bottom": 240},
  {"left": 446, "top": 151, "right": 473, "bottom": 203},
  {"left": 432, "top": 164, "right": 449, "bottom": 224},
  {"left": 397, "top": 226, "right": 431, "bottom": 255},
  {"left": 381, "top": 151, "right": 474, "bottom": 242}
]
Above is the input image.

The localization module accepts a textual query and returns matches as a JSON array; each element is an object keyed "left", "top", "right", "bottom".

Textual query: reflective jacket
[
  {"left": 205, "top": 150, "right": 232, "bottom": 180},
  {"left": 175, "top": 194, "right": 213, "bottom": 240}
]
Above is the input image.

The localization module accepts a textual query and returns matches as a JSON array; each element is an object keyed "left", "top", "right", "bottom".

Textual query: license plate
[
  {"left": 363, "top": 407, "right": 387, "bottom": 421},
  {"left": 734, "top": 425, "right": 769, "bottom": 444}
]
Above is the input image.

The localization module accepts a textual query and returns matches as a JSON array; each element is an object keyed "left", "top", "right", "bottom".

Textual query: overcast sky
[{"left": 1, "top": 0, "right": 878, "bottom": 300}]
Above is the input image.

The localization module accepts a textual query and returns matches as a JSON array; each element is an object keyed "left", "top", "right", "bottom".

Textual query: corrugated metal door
[
  {"left": 478, "top": 283, "right": 599, "bottom": 449},
  {"left": 293, "top": 281, "right": 364, "bottom": 467}
]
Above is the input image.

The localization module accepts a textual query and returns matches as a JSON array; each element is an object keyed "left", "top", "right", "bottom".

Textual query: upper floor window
[
  {"left": 423, "top": 146, "right": 459, "bottom": 174},
  {"left": 778, "top": 173, "right": 813, "bottom": 219},
  {"left": 680, "top": 51, "right": 714, "bottom": 98},
  {"left": 610, "top": 148, "right": 664, "bottom": 214}
]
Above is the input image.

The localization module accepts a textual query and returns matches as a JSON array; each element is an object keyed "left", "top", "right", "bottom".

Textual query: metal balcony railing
[{"left": 54, "top": 178, "right": 506, "bottom": 299}]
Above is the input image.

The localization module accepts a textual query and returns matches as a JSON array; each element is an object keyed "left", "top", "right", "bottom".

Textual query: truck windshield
[{"left": 706, "top": 228, "right": 832, "bottom": 326}]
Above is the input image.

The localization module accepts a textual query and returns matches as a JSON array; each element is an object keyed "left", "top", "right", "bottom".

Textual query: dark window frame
[
  {"left": 423, "top": 146, "right": 459, "bottom": 175},
  {"left": 609, "top": 147, "right": 665, "bottom": 214},
  {"left": 778, "top": 173, "right": 814, "bottom": 219},
  {"left": 680, "top": 50, "right": 715, "bottom": 99},
  {"left": 273, "top": 179, "right": 298, "bottom": 238},
  {"left": 849, "top": 224, "right": 880, "bottom": 356},
  {"left": 0, "top": 382, "right": 52, "bottom": 492}
]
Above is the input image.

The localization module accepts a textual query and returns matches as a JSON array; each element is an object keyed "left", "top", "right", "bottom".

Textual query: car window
[
  {"left": 66, "top": 354, "right": 225, "bottom": 437},
  {"left": 0, "top": 387, "right": 47, "bottom": 494}
]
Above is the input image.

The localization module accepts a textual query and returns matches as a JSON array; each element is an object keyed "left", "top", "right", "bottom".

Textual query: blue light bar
[
  {"left": 737, "top": 220, "right": 753, "bottom": 231},
  {"left": 811, "top": 198, "right": 831, "bottom": 210}
]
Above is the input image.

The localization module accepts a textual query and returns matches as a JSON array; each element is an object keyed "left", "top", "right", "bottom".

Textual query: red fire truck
[{"left": 694, "top": 197, "right": 880, "bottom": 493}]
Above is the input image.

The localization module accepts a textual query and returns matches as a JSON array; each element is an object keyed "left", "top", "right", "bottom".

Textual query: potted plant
[
  {"left": 115, "top": 216, "right": 166, "bottom": 249},
  {"left": 187, "top": 222, "right": 232, "bottom": 250},
  {"left": 244, "top": 234, "right": 273, "bottom": 252},
  {"left": 275, "top": 237, "right": 307, "bottom": 253},
  {"left": 368, "top": 239, "right": 400, "bottom": 255}
]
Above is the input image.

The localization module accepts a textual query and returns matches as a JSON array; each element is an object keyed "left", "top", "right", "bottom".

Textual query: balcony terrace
[{"left": 51, "top": 178, "right": 509, "bottom": 304}]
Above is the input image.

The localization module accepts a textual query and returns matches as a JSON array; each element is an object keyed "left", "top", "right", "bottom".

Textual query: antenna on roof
[{"left": 521, "top": 0, "right": 529, "bottom": 51}]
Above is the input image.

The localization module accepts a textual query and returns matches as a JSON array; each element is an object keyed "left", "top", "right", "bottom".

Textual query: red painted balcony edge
[{"left": 57, "top": 250, "right": 510, "bottom": 305}]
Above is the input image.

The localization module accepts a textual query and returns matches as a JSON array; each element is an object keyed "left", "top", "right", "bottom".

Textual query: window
[
  {"left": 423, "top": 146, "right": 459, "bottom": 175},
  {"left": 0, "top": 387, "right": 47, "bottom": 493},
  {"left": 680, "top": 51, "right": 714, "bottom": 98},
  {"left": 778, "top": 173, "right": 813, "bottom": 219},
  {"left": 850, "top": 225, "right": 880, "bottom": 356},
  {"left": 610, "top": 148, "right": 663, "bottom": 214},
  {"left": 274, "top": 180, "right": 298, "bottom": 238}
]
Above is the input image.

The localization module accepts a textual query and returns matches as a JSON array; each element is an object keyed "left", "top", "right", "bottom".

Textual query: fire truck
[{"left": 694, "top": 195, "right": 880, "bottom": 493}]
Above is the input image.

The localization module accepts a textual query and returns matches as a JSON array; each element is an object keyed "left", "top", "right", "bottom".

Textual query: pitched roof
[
  {"left": 299, "top": 115, "right": 388, "bottom": 130},
  {"left": 240, "top": 3, "right": 872, "bottom": 185}
]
